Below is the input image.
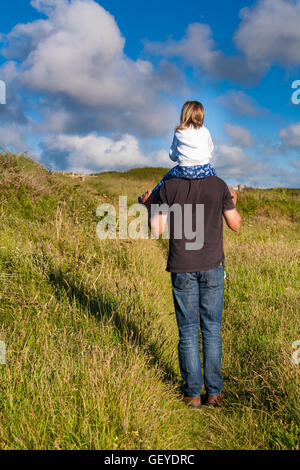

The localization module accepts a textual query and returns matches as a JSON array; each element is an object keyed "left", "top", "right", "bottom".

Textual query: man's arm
[
  {"left": 149, "top": 212, "right": 168, "bottom": 238},
  {"left": 223, "top": 187, "right": 242, "bottom": 232},
  {"left": 139, "top": 189, "right": 168, "bottom": 237}
]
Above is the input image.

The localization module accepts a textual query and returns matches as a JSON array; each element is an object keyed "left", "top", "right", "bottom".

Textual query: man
[{"left": 140, "top": 176, "right": 242, "bottom": 409}]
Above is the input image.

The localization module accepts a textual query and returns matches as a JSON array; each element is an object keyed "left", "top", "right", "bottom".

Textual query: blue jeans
[{"left": 171, "top": 265, "right": 224, "bottom": 397}]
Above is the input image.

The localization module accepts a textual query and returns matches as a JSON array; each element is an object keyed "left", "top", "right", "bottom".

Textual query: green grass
[{"left": 0, "top": 152, "right": 299, "bottom": 449}]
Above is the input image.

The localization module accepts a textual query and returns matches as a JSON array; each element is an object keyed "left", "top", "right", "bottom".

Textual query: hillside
[{"left": 0, "top": 152, "right": 299, "bottom": 450}]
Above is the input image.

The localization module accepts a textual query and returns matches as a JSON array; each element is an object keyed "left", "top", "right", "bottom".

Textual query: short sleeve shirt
[{"left": 156, "top": 176, "right": 235, "bottom": 272}]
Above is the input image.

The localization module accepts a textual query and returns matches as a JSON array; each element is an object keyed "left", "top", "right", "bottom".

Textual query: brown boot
[
  {"left": 206, "top": 392, "right": 225, "bottom": 407},
  {"left": 182, "top": 395, "right": 201, "bottom": 409}
]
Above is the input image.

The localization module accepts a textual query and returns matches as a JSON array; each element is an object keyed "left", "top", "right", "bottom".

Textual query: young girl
[{"left": 138, "top": 101, "right": 217, "bottom": 204}]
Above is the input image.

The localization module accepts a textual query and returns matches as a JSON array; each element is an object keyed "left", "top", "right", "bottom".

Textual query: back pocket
[
  {"left": 206, "top": 266, "right": 224, "bottom": 289},
  {"left": 171, "top": 272, "right": 190, "bottom": 291}
]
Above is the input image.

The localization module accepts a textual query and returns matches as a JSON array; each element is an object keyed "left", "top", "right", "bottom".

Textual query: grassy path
[{"left": 0, "top": 154, "right": 299, "bottom": 449}]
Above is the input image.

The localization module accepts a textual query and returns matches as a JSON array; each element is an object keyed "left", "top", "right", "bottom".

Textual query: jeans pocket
[
  {"left": 206, "top": 266, "right": 224, "bottom": 289},
  {"left": 171, "top": 272, "right": 190, "bottom": 291}
]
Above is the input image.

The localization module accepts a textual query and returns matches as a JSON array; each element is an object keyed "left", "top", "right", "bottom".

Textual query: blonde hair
[{"left": 175, "top": 101, "right": 205, "bottom": 132}]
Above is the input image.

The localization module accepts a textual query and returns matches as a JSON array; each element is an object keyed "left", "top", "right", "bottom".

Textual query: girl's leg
[
  {"left": 138, "top": 167, "right": 179, "bottom": 204},
  {"left": 151, "top": 167, "right": 179, "bottom": 197},
  {"left": 138, "top": 164, "right": 217, "bottom": 204}
]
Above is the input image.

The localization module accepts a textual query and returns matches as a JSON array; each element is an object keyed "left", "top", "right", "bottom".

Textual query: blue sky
[{"left": 0, "top": 0, "right": 299, "bottom": 187}]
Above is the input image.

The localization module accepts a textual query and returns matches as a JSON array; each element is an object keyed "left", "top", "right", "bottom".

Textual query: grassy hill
[{"left": 0, "top": 152, "right": 299, "bottom": 450}]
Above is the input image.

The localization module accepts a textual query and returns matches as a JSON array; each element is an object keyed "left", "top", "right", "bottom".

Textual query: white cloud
[
  {"left": 235, "top": 0, "right": 300, "bottom": 68},
  {"left": 213, "top": 142, "right": 299, "bottom": 187},
  {"left": 210, "top": 142, "right": 292, "bottom": 187},
  {"left": 0, "top": 122, "right": 41, "bottom": 163},
  {"left": 0, "top": 123, "right": 29, "bottom": 152},
  {"left": 145, "top": 23, "right": 259, "bottom": 82},
  {"left": 40, "top": 132, "right": 169, "bottom": 172},
  {"left": 31, "top": 0, "right": 68, "bottom": 14},
  {"left": 0, "top": 0, "right": 298, "bottom": 188},
  {"left": 145, "top": 23, "right": 217, "bottom": 71},
  {"left": 224, "top": 123, "right": 255, "bottom": 147},
  {"left": 269, "top": 165, "right": 300, "bottom": 187},
  {"left": 1, "top": 0, "right": 183, "bottom": 138},
  {"left": 279, "top": 122, "right": 300, "bottom": 148},
  {"left": 145, "top": 0, "right": 300, "bottom": 83},
  {"left": 213, "top": 144, "right": 259, "bottom": 178},
  {"left": 217, "top": 90, "right": 268, "bottom": 118},
  {"left": 291, "top": 160, "right": 300, "bottom": 169}
]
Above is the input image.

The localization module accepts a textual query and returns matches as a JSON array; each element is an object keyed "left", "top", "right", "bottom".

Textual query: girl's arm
[
  {"left": 169, "top": 135, "right": 178, "bottom": 162},
  {"left": 207, "top": 130, "right": 214, "bottom": 154}
]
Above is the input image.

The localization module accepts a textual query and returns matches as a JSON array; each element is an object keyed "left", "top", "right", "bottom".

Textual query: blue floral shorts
[{"left": 152, "top": 163, "right": 217, "bottom": 196}]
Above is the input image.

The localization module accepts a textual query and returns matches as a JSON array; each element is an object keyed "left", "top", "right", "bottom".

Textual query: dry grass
[{"left": 0, "top": 153, "right": 299, "bottom": 449}]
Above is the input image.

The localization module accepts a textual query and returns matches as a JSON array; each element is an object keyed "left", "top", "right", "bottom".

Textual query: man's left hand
[
  {"left": 139, "top": 189, "right": 152, "bottom": 204},
  {"left": 228, "top": 186, "right": 237, "bottom": 206}
]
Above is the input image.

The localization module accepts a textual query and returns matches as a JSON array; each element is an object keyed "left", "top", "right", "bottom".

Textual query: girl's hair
[{"left": 175, "top": 101, "right": 204, "bottom": 132}]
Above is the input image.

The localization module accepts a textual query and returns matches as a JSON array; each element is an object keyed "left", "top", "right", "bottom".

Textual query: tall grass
[{"left": 0, "top": 153, "right": 299, "bottom": 449}]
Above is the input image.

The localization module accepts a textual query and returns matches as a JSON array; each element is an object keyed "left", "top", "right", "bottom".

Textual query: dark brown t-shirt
[{"left": 154, "top": 176, "right": 235, "bottom": 273}]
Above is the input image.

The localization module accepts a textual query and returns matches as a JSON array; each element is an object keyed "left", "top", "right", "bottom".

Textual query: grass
[{"left": 0, "top": 152, "right": 299, "bottom": 450}]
